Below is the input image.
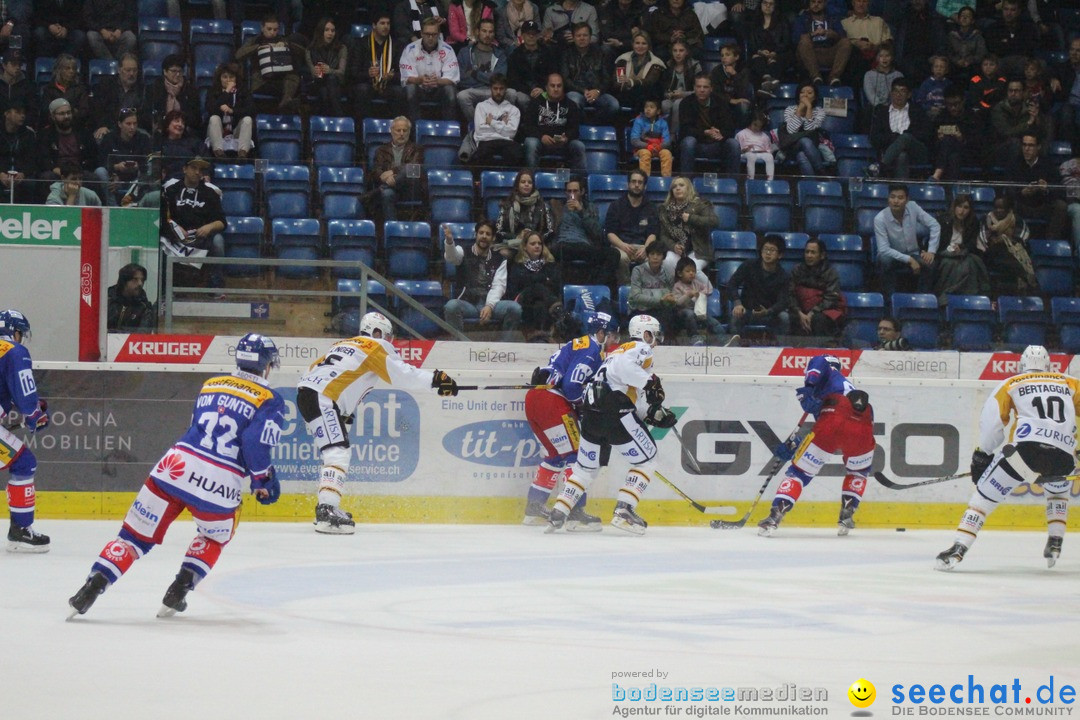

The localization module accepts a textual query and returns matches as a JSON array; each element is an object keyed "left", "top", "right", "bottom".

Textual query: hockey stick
[
  {"left": 670, "top": 425, "right": 703, "bottom": 474},
  {"left": 875, "top": 446, "right": 1080, "bottom": 489},
  {"left": 654, "top": 470, "right": 736, "bottom": 515},
  {"left": 710, "top": 412, "right": 810, "bottom": 530},
  {"left": 456, "top": 384, "right": 553, "bottom": 391}
]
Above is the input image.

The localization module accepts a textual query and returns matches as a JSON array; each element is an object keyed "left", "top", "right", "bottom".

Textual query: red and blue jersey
[
  {"left": 804, "top": 355, "right": 855, "bottom": 404},
  {"left": 544, "top": 335, "right": 606, "bottom": 406},
  {"left": 0, "top": 339, "right": 40, "bottom": 418}
]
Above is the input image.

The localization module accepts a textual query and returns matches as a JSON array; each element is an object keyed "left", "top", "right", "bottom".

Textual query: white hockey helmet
[
  {"left": 1020, "top": 345, "right": 1050, "bottom": 373},
  {"left": 628, "top": 314, "right": 663, "bottom": 347},
  {"left": 359, "top": 311, "right": 394, "bottom": 340}
]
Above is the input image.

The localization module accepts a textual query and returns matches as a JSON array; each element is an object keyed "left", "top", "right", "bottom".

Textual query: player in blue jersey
[
  {"left": 0, "top": 310, "right": 51, "bottom": 552},
  {"left": 522, "top": 312, "right": 615, "bottom": 528},
  {"left": 68, "top": 333, "right": 286, "bottom": 619},
  {"left": 758, "top": 354, "right": 875, "bottom": 537}
]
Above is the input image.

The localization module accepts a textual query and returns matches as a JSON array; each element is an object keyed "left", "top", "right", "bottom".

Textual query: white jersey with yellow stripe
[
  {"left": 596, "top": 340, "right": 654, "bottom": 405},
  {"left": 298, "top": 336, "right": 433, "bottom": 411},
  {"left": 979, "top": 371, "right": 1080, "bottom": 455}
]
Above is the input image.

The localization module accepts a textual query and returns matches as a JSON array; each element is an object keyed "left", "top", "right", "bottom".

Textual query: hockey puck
[{"left": 896, "top": 528, "right": 906, "bottom": 532}]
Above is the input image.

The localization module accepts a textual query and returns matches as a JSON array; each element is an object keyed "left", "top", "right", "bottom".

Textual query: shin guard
[
  {"left": 840, "top": 473, "right": 868, "bottom": 510},
  {"left": 616, "top": 468, "right": 651, "bottom": 510},
  {"left": 551, "top": 469, "right": 586, "bottom": 516},
  {"left": 1046, "top": 496, "right": 1069, "bottom": 538},
  {"left": 182, "top": 536, "right": 224, "bottom": 581},
  {"left": 92, "top": 539, "right": 143, "bottom": 584},
  {"left": 317, "top": 464, "right": 348, "bottom": 507},
  {"left": 6, "top": 475, "right": 35, "bottom": 528}
]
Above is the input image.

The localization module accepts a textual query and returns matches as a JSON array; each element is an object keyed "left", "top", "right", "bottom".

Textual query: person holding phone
[
  {"left": 519, "top": 72, "right": 586, "bottom": 170},
  {"left": 93, "top": 108, "right": 152, "bottom": 206}
]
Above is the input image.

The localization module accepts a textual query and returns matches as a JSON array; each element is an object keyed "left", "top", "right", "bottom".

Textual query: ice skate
[
  {"left": 757, "top": 504, "right": 789, "bottom": 537},
  {"left": 566, "top": 504, "right": 602, "bottom": 533},
  {"left": 837, "top": 501, "right": 856, "bottom": 537},
  {"left": 522, "top": 501, "right": 550, "bottom": 526},
  {"left": 314, "top": 503, "right": 356, "bottom": 535},
  {"left": 8, "top": 522, "right": 50, "bottom": 553},
  {"left": 610, "top": 501, "right": 647, "bottom": 535},
  {"left": 545, "top": 507, "right": 567, "bottom": 533},
  {"left": 1044, "top": 536, "right": 1063, "bottom": 568},
  {"left": 935, "top": 542, "right": 967, "bottom": 571},
  {"left": 158, "top": 568, "right": 197, "bottom": 618},
  {"left": 67, "top": 572, "right": 108, "bottom": 619}
]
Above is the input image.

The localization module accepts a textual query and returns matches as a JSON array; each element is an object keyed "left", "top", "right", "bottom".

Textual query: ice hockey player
[
  {"left": 68, "top": 333, "right": 285, "bottom": 619},
  {"left": 297, "top": 312, "right": 459, "bottom": 534},
  {"left": 546, "top": 314, "right": 678, "bottom": 535},
  {"left": 759, "top": 354, "right": 874, "bottom": 537},
  {"left": 937, "top": 345, "right": 1078, "bottom": 571},
  {"left": 0, "top": 310, "right": 51, "bottom": 552},
  {"left": 523, "top": 311, "right": 615, "bottom": 529}
]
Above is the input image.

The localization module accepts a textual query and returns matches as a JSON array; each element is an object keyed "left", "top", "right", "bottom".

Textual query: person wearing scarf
[
  {"left": 495, "top": 170, "right": 554, "bottom": 249},
  {"left": 613, "top": 30, "right": 666, "bottom": 109},
  {"left": 977, "top": 193, "right": 1038, "bottom": 297},
  {"left": 349, "top": 11, "right": 404, "bottom": 113},
  {"left": 141, "top": 54, "right": 201, "bottom": 135},
  {"left": 507, "top": 229, "right": 562, "bottom": 340},
  {"left": 657, "top": 176, "right": 717, "bottom": 276}
]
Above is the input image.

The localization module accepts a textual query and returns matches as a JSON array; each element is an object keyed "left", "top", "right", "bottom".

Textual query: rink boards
[{"left": 14, "top": 339, "right": 1080, "bottom": 529}]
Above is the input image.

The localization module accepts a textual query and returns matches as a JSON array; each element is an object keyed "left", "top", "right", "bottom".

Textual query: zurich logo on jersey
[{"left": 1016, "top": 423, "right": 1032, "bottom": 439}]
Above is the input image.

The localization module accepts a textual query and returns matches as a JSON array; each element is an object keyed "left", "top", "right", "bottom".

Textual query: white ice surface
[{"left": 4, "top": 520, "right": 1078, "bottom": 719}]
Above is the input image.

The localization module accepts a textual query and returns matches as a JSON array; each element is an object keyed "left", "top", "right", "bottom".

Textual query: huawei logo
[{"left": 155, "top": 452, "right": 186, "bottom": 482}]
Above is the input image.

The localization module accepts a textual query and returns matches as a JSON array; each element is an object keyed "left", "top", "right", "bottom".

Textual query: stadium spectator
[
  {"left": 506, "top": 229, "right": 562, "bottom": 341},
  {"left": 92, "top": 53, "right": 141, "bottom": 142},
  {"left": 0, "top": 3, "right": 29, "bottom": 57},
  {"left": 841, "top": 0, "right": 891, "bottom": 83},
  {"left": 677, "top": 73, "right": 739, "bottom": 174},
  {"left": 442, "top": 221, "right": 524, "bottom": 341},
  {"left": 598, "top": 0, "right": 643, "bottom": 62},
  {"left": 0, "top": 51, "right": 36, "bottom": 131},
  {"left": 977, "top": 193, "right": 1038, "bottom": 298},
  {"left": 47, "top": 161, "right": 102, "bottom": 206},
  {"left": 371, "top": 116, "right": 425, "bottom": 222},
  {"left": 991, "top": 79, "right": 1050, "bottom": 165},
  {"left": 657, "top": 175, "right": 716, "bottom": 277},
  {"left": 644, "top": 0, "right": 702, "bottom": 62},
  {"left": 983, "top": 0, "right": 1037, "bottom": 80},
  {"left": 494, "top": 169, "right": 553, "bottom": 248},
  {"left": 234, "top": 14, "right": 304, "bottom": 113},
  {"left": 466, "top": 74, "right": 523, "bottom": 168},
  {"left": 709, "top": 42, "right": 754, "bottom": 129},
  {"left": 107, "top": 263, "right": 155, "bottom": 332},
  {"left": 792, "top": 0, "right": 850, "bottom": 86},
  {"left": 205, "top": 62, "right": 254, "bottom": 159},
  {"left": 628, "top": 242, "right": 678, "bottom": 340},
  {"left": 32, "top": 0, "right": 85, "bottom": 59},
  {"left": 393, "top": 0, "right": 444, "bottom": 49},
  {"left": 945, "top": 6, "right": 986, "bottom": 81},
  {"left": 737, "top": 111, "right": 777, "bottom": 180},
  {"left": 605, "top": 168, "right": 660, "bottom": 282},
  {"left": 83, "top": 0, "right": 137, "bottom": 61},
  {"left": 1061, "top": 147, "right": 1080, "bottom": 253},
  {"left": 788, "top": 237, "right": 844, "bottom": 342},
  {"left": 659, "top": 39, "right": 700, "bottom": 120},
  {"left": 348, "top": 12, "right": 404, "bottom": 116},
  {"left": 672, "top": 255, "right": 732, "bottom": 346},
  {"left": 1007, "top": 134, "right": 1069, "bottom": 241},
  {"left": 94, "top": 108, "right": 152, "bottom": 206},
  {"left": 781, "top": 81, "right": 831, "bottom": 177},
  {"left": 507, "top": 21, "right": 556, "bottom": 113},
  {"left": 456, "top": 18, "right": 513, "bottom": 122},
  {"left": 0, "top": 98, "right": 37, "bottom": 203},
  {"left": 613, "top": 30, "right": 665, "bottom": 111},
  {"left": 870, "top": 77, "right": 931, "bottom": 180},
  {"left": 932, "top": 193, "right": 990, "bottom": 305},
  {"left": 496, "top": 0, "right": 540, "bottom": 49},
  {"left": 914, "top": 56, "right": 952, "bottom": 120},
  {"left": 156, "top": 110, "right": 201, "bottom": 180},
  {"left": 542, "top": 0, "right": 599, "bottom": 49},
  {"left": 929, "top": 86, "right": 984, "bottom": 182},
  {"left": 967, "top": 54, "right": 1006, "bottom": 117},
  {"left": 305, "top": 17, "right": 348, "bottom": 117},
  {"left": 448, "top": 0, "right": 497, "bottom": 49},
  {"left": 629, "top": 98, "right": 673, "bottom": 176},
  {"left": 873, "top": 183, "right": 941, "bottom": 297},
  {"left": 39, "top": 54, "right": 89, "bottom": 132},
  {"left": 562, "top": 23, "right": 619, "bottom": 124},
  {"left": 519, "top": 73, "right": 586, "bottom": 170},
  {"left": 400, "top": 16, "right": 460, "bottom": 121},
  {"left": 550, "top": 175, "right": 619, "bottom": 290},
  {"left": 142, "top": 55, "right": 201, "bottom": 137},
  {"left": 743, "top": 0, "right": 790, "bottom": 95},
  {"left": 162, "top": 156, "right": 227, "bottom": 289},
  {"left": 863, "top": 46, "right": 902, "bottom": 117},
  {"left": 874, "top": 316, "right": 910, "bottom": 350},
  {"left": 893, "top": 0, "right": 947, "bottom": 86},
  {"left": 40, "top": 98, "right": 98, "bottom": 188},
  {"left": 727, "top": 234, "right": 791, "bottom": 339},
  {"left": 1054, "top": 38, "right": 1080, "bottom": 149}
]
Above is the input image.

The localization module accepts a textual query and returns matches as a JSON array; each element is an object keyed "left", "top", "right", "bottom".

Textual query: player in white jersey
[
  {"left": 937, "top": 345, "right": 1079, "bottom": 570},
  {"left": 546, "top": 314, "right": 678, "bottom": 535},
  {"left": 297, "top": 312, "right": 459, "bottom": 534}
]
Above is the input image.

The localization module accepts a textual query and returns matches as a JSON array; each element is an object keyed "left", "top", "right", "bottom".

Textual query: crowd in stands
[{"left": 0, "top": 0, "right": 1079, "bottom": 349}]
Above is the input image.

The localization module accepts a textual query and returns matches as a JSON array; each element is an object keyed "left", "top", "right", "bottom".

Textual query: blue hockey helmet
[
  {"left": 0, "top": 310, "right": 31, "bottom": 341},
  {"left": 235, "top": 333, "right": 280, "bottom": 375},
  {"left": 822, "top": 354, "right": 843, "bottom": 372},
  {"left": 585, "top": 311, "right": 614, "bottom": 338}
]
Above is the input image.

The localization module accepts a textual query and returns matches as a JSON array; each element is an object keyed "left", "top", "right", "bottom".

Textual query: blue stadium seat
[
  {"left": 745, "top": 179, "right": 792, "bottom": 233},
  {"left": 480, "top": 171, "right": 517, "bottom": 220},
  {"left": 441, "top": 222, "right": 476, "bottom": 280},
  {"left": 968, "top": 185, "right": 997, "bottom": 216},
  {"left": 363, "top": 117, "right": 393, "bottom": 167},
  {"left": 998, "top": 295, "right": 1046, "bottom": 350},
  {"left": 587, "top": 173, "right": 627, "bottom": 204},
  {"left": 139, "top": 18, "right": 183, "bottom": 64},
  {"left": 833, "top": 134, "right": 874, "bottom": 179},
  {"left": 1052, "top": 297, "right": 1080, "bottom": 353},
  {"left": 333, "top": 279, "right": 387, "bottom": 318},
  {"left": 891, "top": 293, "right": 940, "bottom": 349},
  {"left": 141, "top": 59, "right": 162, "bottom": 82},
  {"left": 351, "top": 24, "right": 373, "bottom": 40},
  {"left": 394, "top": 280, "right": 446, "bottom": 337},
  {"left": 415, "top": 120, "right": 461, "bottom": 168},
  {"left": 222, "top": 216, "right": 264, "bottom": 277},
  {"left": 213, "top": 164, "right": 256, "bottom": 216},
  {"left": 712, "top": 230, "right": 759, "bottom": 263},
  {"left": 310, "top": 116, "right": 357, "bottom": 166},
  {"left": 240, "top": 21, "right": 262, "bottom": 46},
  {"left": 645, "top": 175, "right": 671, "bottom": 204},
  {"left": 946, "top": 295, "right": 994, "bottom": 351},
  {"left": 535, "top": 172, "right": 565, "bottom": 201},
  {"left": 693, "top": 176, "right": 740, "bottom": 229},
  {"left": 1029, "top": 239, "right": 1075, "bottom": 297},
  {"left": 765, "top": 83, "right": 798, "bottom": 113},
  {"left": 563, "top": 285, "right": 611, "bottom": 327},
  {"left": 428, "top": 169, "right": 475, "bottom": 225},
  {"left": 138, "top": 0, "right": 168, "bottom": 14},
  {"left": 777, "top": 232, "right": 809, "bottom": 273},
  {"left": 580, "top": 126, "right": 619, "bottom": 173},
  {"left": 256, "top": 114, "right": 303, "bottom": 163},
  {"left": 385, "top": 221, "right": 433, "bottom": 279},
  {"left": 797, "top": 180, "right": 845, "bottom": 235},
  {"left": 262, "top": 164, "right": 311, "bottom": 217},
  {"left": 842, "top": 291, "right": 884, "bottom": 346},
  {"left": 908, "top": 183, "right": 948, "bottom": 214},
  {"left": 701, "top": 36, "right": 724, "bottom": 72},
  {"left": 618, "top": 284, "right": 630, "bottom": 326},
  {"left": 87, "top": 59, "right": 117, "bottom": 92},
  {"left": 34, "top": 58, "right": 56, "bottom": 87},
  {"left": 818, "top": 84, "right": 856, "bottom": 134},
  {"left": 851, "top": 182, "right": 891, "bottom": 237},
  {"left": 189, "top": 19, "right": 235, "bottom": 68},
  {"left": 326, "top": 219, "right": 377, "bottom": 278},
  {"left": 1048, "top": 141, "right": 1073, "bottom": 169},
  {"left": 318, "top": 166, "right": 365, "bottom": 220},
  {"left": 271, "top": 218, "right": 322, "bottom": 279},
  {"left": 821, "top": 234, "right": 866, "bottom": 291}
]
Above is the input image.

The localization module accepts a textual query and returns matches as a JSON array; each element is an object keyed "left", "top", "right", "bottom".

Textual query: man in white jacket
[
  {"left": 468, "top": 74, "right": 523, "bottom": 167},
  {"left": 400, "top": 16, "right": 460, "bottom": 121}
]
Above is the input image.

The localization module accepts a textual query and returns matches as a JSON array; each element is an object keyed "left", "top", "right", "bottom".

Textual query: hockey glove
[
  {"left": 530, "top": 366, "right": 551, "bottom": 386},
  {"left": 644, "top": 374, "right": 665, "bottom": 406},
  {"left": 25, "top": 400, "right": 48, "bottom": 433},
  {"left": 251, "top": 468, "right": 281, "bottom": 505},
  {"left": 796, "top": 386, "right": 822, "bottom": 416},
  {"left": 970, "top": 449, "right": 993, "bottom": 485},
  {"left": 773, "top": 435, "right": 802, "bottom": 462},
  {"left": 645, "top": 403, "right": 677, "bottom": 428},
  {"left": 432, "top": 370, "right": 459, "bottom": 397}
]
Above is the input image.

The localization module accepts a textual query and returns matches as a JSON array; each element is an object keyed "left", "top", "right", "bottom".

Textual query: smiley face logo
[{"left": 848, "top": 679, "right": 876, "bottom": 709}]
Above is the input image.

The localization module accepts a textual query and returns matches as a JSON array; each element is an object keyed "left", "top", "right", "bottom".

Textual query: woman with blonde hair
[
  {"left": 613, "top": 30, "right": 666, "bottom": 110},
  {"left": 507, "top": 229, "right": 562, "bottom": 340},
  {"left": 658, "top": 176, "right": 718, "bottom": 276}
]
